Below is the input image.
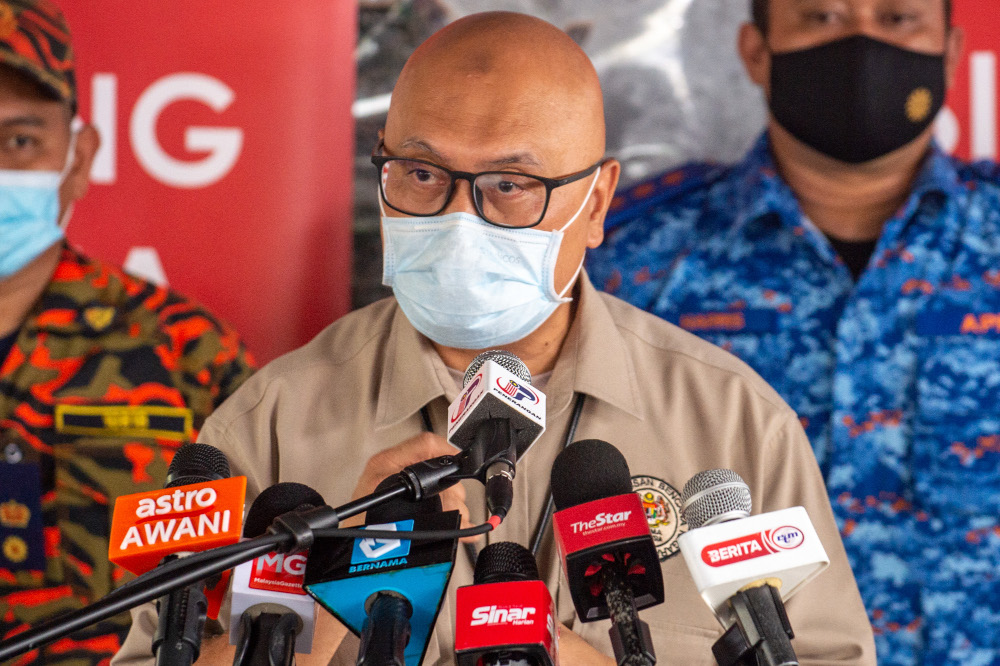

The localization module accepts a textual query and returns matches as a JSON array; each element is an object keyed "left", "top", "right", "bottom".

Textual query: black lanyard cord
[{"left": 529, "top": 392, "right": 586, "bottom": 557}]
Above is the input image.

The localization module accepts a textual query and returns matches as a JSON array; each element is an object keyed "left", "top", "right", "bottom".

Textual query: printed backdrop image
[
  {"left": 351, "top": 0, "right": 1000, "bottom": 309},
  {"left": 49, "top": 1, "right": 998, "bottom": 361},
  {"left": 940, "top": 0, "right": 998, "bottom": 162},
  {"left": 61, "top": 1, "right": 357, "bottom": 363}
]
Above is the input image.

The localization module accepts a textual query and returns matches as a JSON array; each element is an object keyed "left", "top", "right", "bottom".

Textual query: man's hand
[
  {"left": 348, "top": 432, "right": 473, "bottom": 531},
  {"left": 558, "top": 624, "right": 616, "bottom": 666}
]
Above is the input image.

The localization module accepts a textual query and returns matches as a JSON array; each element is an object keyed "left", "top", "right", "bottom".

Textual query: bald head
[
  {"left": 385, "top": 12, "right": 606, "bottom": 171},
  {"left": 378, "top": 12, "right": 621, "bottom": 346}
]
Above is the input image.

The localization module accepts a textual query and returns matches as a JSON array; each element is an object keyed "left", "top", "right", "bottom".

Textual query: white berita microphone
[
  {"left": 677, "top": 469, "right": 829, "bottom": 629},
  {"left": 447, "top": 350, "right": 546, "bottom": 459}
]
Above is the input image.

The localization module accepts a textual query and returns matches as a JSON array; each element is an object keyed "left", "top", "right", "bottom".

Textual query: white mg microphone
[
  {"left": 229, "top": 483, "right": 324, "bottom": 663},
  {"left": 678, "top": 470, "right": 829, "bottom": 666}
]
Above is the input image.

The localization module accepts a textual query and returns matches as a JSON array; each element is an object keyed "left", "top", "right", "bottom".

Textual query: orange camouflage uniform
[{"left": 0, "top": 245, "right": 255, "bottom": 665}]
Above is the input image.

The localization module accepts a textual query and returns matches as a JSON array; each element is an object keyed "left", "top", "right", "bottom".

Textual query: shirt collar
[
  {"left": 733, "top": 132, "right": 966, "bottom": 233},
  {"left": 731, "top": 133, "right": 803, "bottom": 233},
  {"left": 374, "top": 305, "right": 455, "bottom": 430},
  {"left": 374, "top": 271, "right": 642, "bottom": 429},
  {"left": 548, "top": 272, "right": 642, "bottom": 419},
  {"left": 903, "top": 140, "right": 965, "bottom": 206}
]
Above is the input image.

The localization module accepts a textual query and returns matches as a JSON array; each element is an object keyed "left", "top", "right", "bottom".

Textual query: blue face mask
[
  {"left": 381, "top": 167, "right": 600, "bottom": 349},
  {"left": 0, "top": 127, "right": 77, "bottom": 279}
]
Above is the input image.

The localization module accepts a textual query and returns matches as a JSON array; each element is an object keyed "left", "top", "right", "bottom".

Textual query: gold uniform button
[{"left": 3, "top": 535, "right": 28, "bottom": 564}]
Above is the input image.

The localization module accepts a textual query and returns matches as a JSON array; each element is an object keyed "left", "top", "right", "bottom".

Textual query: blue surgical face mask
[
  {"left": 382, "top": 167, "right": 601, "bottom": 349},
  {"left": 0, "top": 124, "right": 78, "bottom": 279}
]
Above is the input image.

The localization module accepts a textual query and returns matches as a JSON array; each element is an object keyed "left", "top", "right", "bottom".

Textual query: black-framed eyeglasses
[{"left": 371, "top": 151, "right": 601, "bottom": 229}]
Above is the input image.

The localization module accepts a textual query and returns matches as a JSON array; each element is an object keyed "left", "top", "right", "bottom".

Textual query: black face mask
[{"left": 769, "top": 35, "right": 946, "bottom": 164}]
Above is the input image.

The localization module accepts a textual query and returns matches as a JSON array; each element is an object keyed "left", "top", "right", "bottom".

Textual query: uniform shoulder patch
[
  {"left": 632, "top": 475, "right": 687, "bottom": 561},
  {"left": 2, "top": 535, "right": 28, "bottom": 564},
  {"left": 83, "top": 306, "right": 117, "bottom": 332}
]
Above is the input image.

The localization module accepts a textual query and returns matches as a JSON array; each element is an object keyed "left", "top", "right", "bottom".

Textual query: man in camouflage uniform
[
  {"left": 587, "top": 1, "right": 1000, "bottom": 664},
  {"left": 0, "top": 1, "right": 255, "bottom": 663}
]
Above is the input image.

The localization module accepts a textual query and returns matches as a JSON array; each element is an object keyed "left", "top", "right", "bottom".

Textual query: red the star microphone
[
  {"left": 678, "top": 470, "right": 830, "bottom": 666},
  {"left": 447, "top": 350, "right": 546, "bottom": 522},
  {"left": 109, "top": 443, "right": 246, "bottom": 666},
  {"left": 455, "top": 541, "right": 557, "bottom": 666},
  {"left": 551, "top": 439, "right": 662, "bottom": 666},
  {"left": 230, "top": 483, "right": 326, "bottom": 666}
]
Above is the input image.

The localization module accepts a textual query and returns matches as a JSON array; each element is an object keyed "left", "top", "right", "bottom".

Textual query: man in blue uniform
[{"left": 587, "top": 1, "right": 1000, "bottom": 663}]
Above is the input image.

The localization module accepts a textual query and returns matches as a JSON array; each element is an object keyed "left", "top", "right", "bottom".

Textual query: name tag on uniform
[
  {"left": 54, "top": 405, "right": 193, "bottom": 440},
  {"left": 916, "top": 309, "right": 1000, "bottom": 337},
  {"left": 678, "top": 309, "right": 779, "bottom": 334},
  {"left": 0, "top": 463, "right": 47, "bottom": 573}
]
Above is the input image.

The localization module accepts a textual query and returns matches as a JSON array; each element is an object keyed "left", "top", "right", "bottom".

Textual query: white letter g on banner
[{"left": 130, "top": 72, "right": 244, "bottom": 188}]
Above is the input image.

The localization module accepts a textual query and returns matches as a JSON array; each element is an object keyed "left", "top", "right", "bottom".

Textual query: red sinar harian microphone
[
  {"left": 551, "top": 439, "right": 663, "bottom": 666},
  {"left": 455, "top": 541, "right": 557, "bottom": 666}
]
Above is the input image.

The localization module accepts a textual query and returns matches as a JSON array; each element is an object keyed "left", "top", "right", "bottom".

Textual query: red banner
[
  {"left": 59, "top": 1, "right": 356, "bottom": 363},
  {"left": 941, "top": 0, "right": 999, "bottom": 161}
]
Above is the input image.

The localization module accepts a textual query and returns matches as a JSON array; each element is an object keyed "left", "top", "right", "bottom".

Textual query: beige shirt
[{"left": 117, "top": 274, "right": 875, "bottom": 664}]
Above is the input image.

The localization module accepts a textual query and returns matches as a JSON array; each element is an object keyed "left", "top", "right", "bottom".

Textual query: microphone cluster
[{"left": 0, "top": 348, "right": 833, "bottom": 666}]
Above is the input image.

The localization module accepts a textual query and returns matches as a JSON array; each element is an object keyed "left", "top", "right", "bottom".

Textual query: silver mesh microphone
[
  {"left": 463, "top": 349, "right": 532, "bottom": 388},
  {"left": 681, "top": 469, "right": 752, "bottom": 529}
]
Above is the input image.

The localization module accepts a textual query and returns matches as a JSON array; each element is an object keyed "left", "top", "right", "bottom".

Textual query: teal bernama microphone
[{"left": 303, "top": 477, "right": 459, "bottom": 666}]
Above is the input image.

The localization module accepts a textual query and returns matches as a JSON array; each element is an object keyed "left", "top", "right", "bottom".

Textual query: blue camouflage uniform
[{"left": 587, "top": 133, "right": 1000, "bottom": 665}]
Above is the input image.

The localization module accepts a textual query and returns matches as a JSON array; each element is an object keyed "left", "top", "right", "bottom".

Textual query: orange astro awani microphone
[{"left": 108, "top": 447, "right": 246, "bottom": 576}]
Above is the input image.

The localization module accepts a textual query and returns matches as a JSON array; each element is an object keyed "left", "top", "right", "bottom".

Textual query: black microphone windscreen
[
  {"left": 165, "top": 443, "right": 231, "bottom": 488},
  {"left": 243, "top": 482, "right": 327, "bottom": 537},
  {"left": 473, "top": 541, "right": 540, "bottom": 584},
  {"left": 550, "top": 439, "right": 633, "bottom": 511},
  {"left": 366, "top": 476, "right": 443, "bottom": 525}
]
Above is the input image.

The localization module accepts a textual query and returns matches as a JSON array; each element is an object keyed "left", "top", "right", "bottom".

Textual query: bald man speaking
[{"left": 116, "top": 12, "right": 875, "bottom": 665}]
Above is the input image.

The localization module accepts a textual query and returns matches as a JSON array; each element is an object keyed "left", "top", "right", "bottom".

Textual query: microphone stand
[
  {"left": 711, "top": 584, "right": 796, "bottom": 666},
  {"left": 233, "top": 605, "right": 301, "bottom": 666},
  {"left": 356, "top": 593, "right": 412, "bottom": 666},
  {"left": 602, "top": 557, "right": 656, "bottom": 666},
  {"left": 152, "top": 553, "right": 208, "bottom": 666}
]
